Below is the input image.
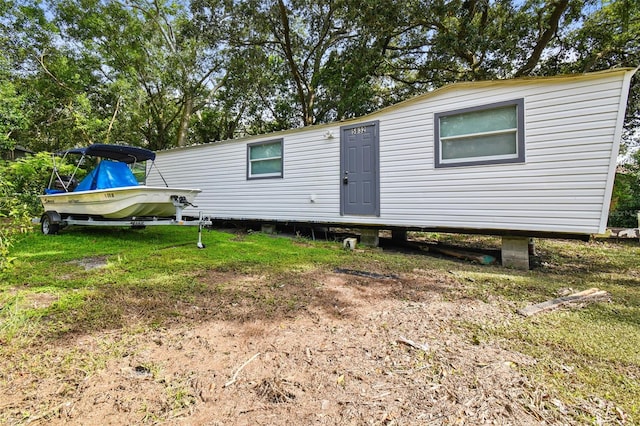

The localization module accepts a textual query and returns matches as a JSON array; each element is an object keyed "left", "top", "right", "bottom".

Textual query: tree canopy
[{"left": 1, "top": 0, "right": 638, "bottom": 152}]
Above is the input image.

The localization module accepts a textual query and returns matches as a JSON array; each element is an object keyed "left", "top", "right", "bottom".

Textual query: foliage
[
  {"left": 0, "top": 60, "right": 29, "bottom": 150},
  {"left": 0, "top": 152, "right": 78, "bottom": 216},
  {"left": 0, "top": 152, "right": 79, "bottom": 269},
  {"left": 550, "top": 0, "right": 640, "bottom": 149},
  {"left": 1, "top": 0, "right": 637, "bottom": 150},
  {"left": 53, "top": 0, "right": 228, "bottom": 149},
  {"left": 609, "top": 151, "right": 640, "bottom": 227},
  {"left": 0, "top": 169, "right": 31, "bottom": 270}
]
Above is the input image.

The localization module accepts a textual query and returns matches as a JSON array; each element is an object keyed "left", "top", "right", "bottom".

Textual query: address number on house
[{"left": 351, "top": 126, "right": 367, "bottom": 135}]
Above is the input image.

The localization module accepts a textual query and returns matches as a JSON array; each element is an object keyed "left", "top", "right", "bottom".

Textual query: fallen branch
[
  {"left": 224, "top": 352, "right": 261, "bottom": 387},
  {"left": 397, "top": 336, "right": 429, "bottom": 352},
  {"left": 517, "top": 288, "right": 610, "bottom": 317}
]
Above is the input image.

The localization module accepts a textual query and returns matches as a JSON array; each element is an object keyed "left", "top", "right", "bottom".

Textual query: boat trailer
[{"left": 38, "top": 197, "right": 212, "bottom": 249}]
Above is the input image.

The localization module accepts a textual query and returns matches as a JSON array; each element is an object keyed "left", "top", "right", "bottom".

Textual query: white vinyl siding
[{"left": 147, "top": 69, "right": 634, "bottom": 236}]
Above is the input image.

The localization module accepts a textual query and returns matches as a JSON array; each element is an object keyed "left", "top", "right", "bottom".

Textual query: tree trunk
[
  {"left": 176, "top": 95, "right": 193, "bottom": 147},
  {"left": 276, "top": 0, "right": 313, "bottom": 126}
]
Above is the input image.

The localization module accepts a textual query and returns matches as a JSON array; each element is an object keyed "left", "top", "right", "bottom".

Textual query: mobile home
[{"left": 147, "top": 68, "right": 636, "bottom": 268}]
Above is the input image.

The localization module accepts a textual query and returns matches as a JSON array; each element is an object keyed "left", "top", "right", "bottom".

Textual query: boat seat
[{"left": 52, "top": 175, "right": 78, "bottom": 192}]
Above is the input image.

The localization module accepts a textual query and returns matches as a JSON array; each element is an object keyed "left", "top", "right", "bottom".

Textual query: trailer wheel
[{"left": 41, "top": 212, "right": 60, "bottom": 235}]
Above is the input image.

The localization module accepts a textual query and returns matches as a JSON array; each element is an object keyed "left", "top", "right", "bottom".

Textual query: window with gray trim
[
  {"left": 434, "top": 99, "right": 525, "bottom": 168},
  {"left": 247, "top": 139, "right": 283, "bottom": 179}
]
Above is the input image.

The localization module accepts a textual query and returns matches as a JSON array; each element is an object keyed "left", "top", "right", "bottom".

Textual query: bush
[
  {"left": 0, "top": 153, "right": 78, "bottom": 270},
  {"left": 0, "top": 172, "right": 31, "bottom": 270},
  {"left": 608, "top": 209, "right": 639, "bottom": 228},
  {"left": 2, "top": 152, "right": 59, "bottom": 215},
  {"left": 608, "top": 165, "right": 640, "bottom": 228}
]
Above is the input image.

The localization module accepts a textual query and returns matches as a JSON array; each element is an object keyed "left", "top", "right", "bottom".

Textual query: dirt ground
[{"left": 1, "top": 268, "right": 591, "bottom": 425}]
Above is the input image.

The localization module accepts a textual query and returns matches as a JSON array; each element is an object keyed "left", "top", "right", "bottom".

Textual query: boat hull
[{"left": 39, "top": 186, "right": 201, "bottom": 219}]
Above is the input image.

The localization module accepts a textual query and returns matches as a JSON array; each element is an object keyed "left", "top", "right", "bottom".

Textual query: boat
[{"left": 39, "top": 144, "right": 202, "bottom": 220}]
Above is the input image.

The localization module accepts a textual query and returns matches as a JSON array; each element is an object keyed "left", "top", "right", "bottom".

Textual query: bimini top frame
[{"left": 47, "top": 143, "right": 170, "bottom": 192}]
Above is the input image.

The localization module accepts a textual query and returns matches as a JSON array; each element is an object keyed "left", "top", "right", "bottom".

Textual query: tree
[
  {"left": 2, "top": 0, "right": 637, "bottom": 150},
  {"left": 193, "top": 0, "right": 386, "bottom": 128},
  {"left": 53, "top": 0, "right": 228, "bottom": 149},
  {"left": 562, "top": 0, "right": 639, "bottom": 150},
  {"left": 352, "top": 0, "right": 590, "bottom": 94},
  {"left": 0, "top": 60, "right": 29, "bottom": 150},
  {"left": 1, "top": 0, "right": 41, "bottom": 151},
  {"left": 23, "top": 51, "right": 108, "bottom": 152},
  {"left": 0, "top": 0, "right": 111, "bottom": 152},
  {"left": 192, "top": 0, "right": 609, "bottom": 130}
]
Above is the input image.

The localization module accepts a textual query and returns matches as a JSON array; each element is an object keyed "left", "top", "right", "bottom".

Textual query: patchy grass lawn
[{"left": 1, "top": 227, "right": 639, "bottom": 424}]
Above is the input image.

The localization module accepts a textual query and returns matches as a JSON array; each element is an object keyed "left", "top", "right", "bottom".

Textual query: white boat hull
[{"left": 39, "top": 186, "right": 201, "bottom": 219}]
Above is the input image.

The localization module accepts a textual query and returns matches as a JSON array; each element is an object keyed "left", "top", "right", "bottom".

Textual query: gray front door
[{"left": 340, "top": 121, "right": 380, "bottom": 216}]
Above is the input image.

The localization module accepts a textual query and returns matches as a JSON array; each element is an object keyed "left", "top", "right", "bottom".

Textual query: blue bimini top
[{"left": 74, "top": 160, "right": 139, "bottom": 191}]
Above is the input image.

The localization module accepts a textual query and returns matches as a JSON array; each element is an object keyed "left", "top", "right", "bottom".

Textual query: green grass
[
  {"left": 2, "top": 227, "right": 332, "bottom": 338},
  {"left": 445, "top": 237, "right": 640, "bottom": 422},
  {"left": 489, "top": 307, "right": 640, "bottom": 423},
  {"left": 1, "top": 228, "right": 640, "bottom": 422}
]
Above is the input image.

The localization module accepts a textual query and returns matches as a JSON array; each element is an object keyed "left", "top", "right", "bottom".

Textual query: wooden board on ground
[{"left": 517, "top": 288, "right": 610, "bottom": 317}]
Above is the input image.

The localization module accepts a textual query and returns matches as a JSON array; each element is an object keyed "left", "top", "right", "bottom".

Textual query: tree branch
[
  {"left": 105, "top": 96, "right": 122, "bottom": 143},
  {"left": 515, "top": 0, "right": 569, "bottom": 77},
  {"left": 36, "top": 52, "right": 73, "bottom": 93},
  {"left": 276, "top": 0, "right": 312, "bottom": 125}
]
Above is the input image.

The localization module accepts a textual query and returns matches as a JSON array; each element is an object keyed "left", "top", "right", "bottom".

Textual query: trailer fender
[
  {"left": 41, "top": 211, "right": 62, "bottom": 235},
  {"left": 43, "top": 210, "right": 62, "bottom": 224}
]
